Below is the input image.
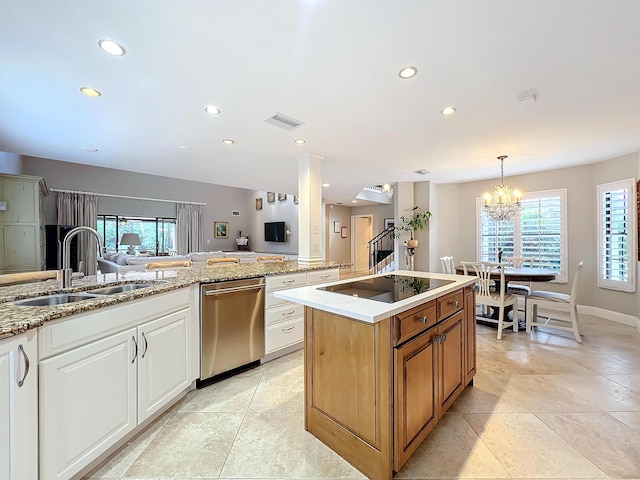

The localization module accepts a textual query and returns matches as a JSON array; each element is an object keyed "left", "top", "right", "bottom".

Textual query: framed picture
[
  {"left": 267, "top": 192, "right": 275, "bottom": 203},
  {"left": 341, "top": 226, "right": 348, "bottom": 238},
  {"left": 278, "top": 193, "right": 287, "bottom": 201},
  {"left": 255, "top": 198, "right": 263, "bottom": 210},
  {"left": 214, "top": 221, "right": 229, "bottom": 238},
  {"left": 333, "top": 221, "right": 341, "bottom": 233},
  {"left": 293, "top": 195, "right": 299, "bottom": 204},
  {"left": 384, "top": 218, "right": 394, "bottom": 230}
]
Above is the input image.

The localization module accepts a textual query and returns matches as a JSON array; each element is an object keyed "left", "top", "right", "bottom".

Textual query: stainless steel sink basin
[
  {"left": 11, "top": 293, "right": 101, "bottom": 306},
  {"left": 87, "top": 283, "right": 156, "bottom": 295}
]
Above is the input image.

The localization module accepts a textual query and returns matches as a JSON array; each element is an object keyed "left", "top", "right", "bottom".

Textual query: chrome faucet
[{"left": 61, "top": 226, "right": 105, "bottom": 288}]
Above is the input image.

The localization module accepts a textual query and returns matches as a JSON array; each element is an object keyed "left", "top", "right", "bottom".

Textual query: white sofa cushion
[
  {"left": 126, "top": 255, "right": 189, "bottom": 266},
  {"left": 189, "top": 251, "right": 225, "bottom": 263}
]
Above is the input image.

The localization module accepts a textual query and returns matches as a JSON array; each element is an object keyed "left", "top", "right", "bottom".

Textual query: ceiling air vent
[{"left": 263, "top": 112, "right": 305, "bottom": 131}]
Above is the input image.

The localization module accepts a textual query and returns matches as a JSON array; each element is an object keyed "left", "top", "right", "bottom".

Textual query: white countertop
[{"left": 274, "top": 269, "right": 476, "bottom": 323}]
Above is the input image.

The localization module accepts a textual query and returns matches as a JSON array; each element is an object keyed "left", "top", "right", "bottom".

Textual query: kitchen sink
[
  {"left": 87, "top": 283, "right": 157, "bottom": 295},
  {"left": 11, "top": 293, "right": 101, "bottom": 306}
]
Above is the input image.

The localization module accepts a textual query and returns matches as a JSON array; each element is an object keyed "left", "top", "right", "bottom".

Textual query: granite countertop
[
  {"left": 0, "top": 261, "right": 348, "bottom": 339},
  {"left": 274, "top": 269, "right": 476, "bottom": 324}
]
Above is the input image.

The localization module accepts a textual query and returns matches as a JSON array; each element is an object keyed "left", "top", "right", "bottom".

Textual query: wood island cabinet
[{"left": 304, "top": 286, "right": 476, "bottom": 480}]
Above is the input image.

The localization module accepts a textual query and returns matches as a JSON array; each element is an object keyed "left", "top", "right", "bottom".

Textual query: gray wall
[
  {"left": 21, "top": 156, "right": 252, "bottom": 252},
  {"left": 431, "top": 152, "right": 640, "bottom": 318},
  {"left": 247, "top": 191, "right": 299, "bottom": 255}
]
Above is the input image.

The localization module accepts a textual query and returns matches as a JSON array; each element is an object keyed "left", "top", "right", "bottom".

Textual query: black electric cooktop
[{"left": 317, "top": 274, "right": 454, "bottom": 303}]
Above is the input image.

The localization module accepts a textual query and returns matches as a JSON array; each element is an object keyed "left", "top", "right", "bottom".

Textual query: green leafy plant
[{"left": 390, "top": 206, "right": 432, "bottom": 240}]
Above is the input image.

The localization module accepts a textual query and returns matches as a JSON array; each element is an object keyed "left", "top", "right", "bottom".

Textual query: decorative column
[{"left": 297, "top": 153, "right": 324, "bottom": 265}]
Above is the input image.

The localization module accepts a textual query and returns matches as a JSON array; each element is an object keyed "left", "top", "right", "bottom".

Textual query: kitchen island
[{"left": 275, "top": 270, "right": 477, "bottom": 480}]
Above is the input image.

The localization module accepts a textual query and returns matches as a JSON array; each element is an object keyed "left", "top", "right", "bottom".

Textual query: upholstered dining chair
[
  {"left": 526, "top": 261, "right": 583, "bottom": 343},
  {"left": 207, "top": 257, "right": 240, "bottom": 265},
  {"left": 462, "top": 261, "right": 518, "bottom": 340},
  {"left": 256, "top": 255, "right": 285, "bottom": 262},
  {"left": 504, "top": 256, "right": 536, "bottom": 313},
  {"left": 440, "top": 256, "right": 455, "bottom": 274}
]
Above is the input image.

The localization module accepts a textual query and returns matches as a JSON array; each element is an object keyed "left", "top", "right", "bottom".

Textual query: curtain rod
[{"left": 51, "top": 188, "right": 207, "bottom": 206}]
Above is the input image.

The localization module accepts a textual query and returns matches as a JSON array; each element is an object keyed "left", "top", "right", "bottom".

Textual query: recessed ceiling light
[
  {"left": 98, "top": 39, "right": 126, "bottom": 56},
  {"left": 294, "top": 138, "right": 306, "bottom": 144},
  {"left": 81, "top": 146, "right": 98, "bottom": 152},
  {"left": 414, "top": 169, "right": 430, "bottom": 175},
  {"left": 205, "top": 105, "right": 220, "bottom": 115},
  {"left": 322, "top": 183, "right": 330, "bottom": 187},
  {"left": 352, "top": 200, "right": 358, "bottom": 203},
  {"left": 441, "top": 106, "right": 456, "bottom": 115},
  {"left": 398, "top": 66, "right": 417, "bottom": 79},
  {"left": 222, "top": 138, "right": 235, "bottom": 144},
  {"left": 80, "top": 87, "right": 101, "bottom": 97},
  {"left": 178, "top": 145, "right": 192, "bottom": 150}
]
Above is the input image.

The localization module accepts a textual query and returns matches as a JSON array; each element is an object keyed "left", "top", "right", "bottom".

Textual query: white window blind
[
  {"left": 597, "top": 179, "right": 636, "bottom": 292},
  {"left": 477, "top": 189, "right": 567, "bottom": 282}
]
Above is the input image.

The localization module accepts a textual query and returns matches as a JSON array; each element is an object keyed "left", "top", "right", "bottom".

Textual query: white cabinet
[
  {"left": 0, "top": 330, "right": 38, "bottom": 480},
  {"left": 39, "top": 287, "right": 197, "bottom": 480},
  {"left": 264, "top": 269, "right": 339, "bottom": 358},
  {"left": 0, "top": 174, "right": 48, "bottom": 273}
]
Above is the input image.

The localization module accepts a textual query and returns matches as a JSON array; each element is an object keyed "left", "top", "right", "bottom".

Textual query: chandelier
[{"left": 483, "top": 155, "right": 522, "bottom": 222}]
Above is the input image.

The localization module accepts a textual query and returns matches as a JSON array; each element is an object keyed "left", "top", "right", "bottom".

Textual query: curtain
[
  {"left": 56, "top": 192, "right": 99, "bottom": 275},
  {"left": 176, "top": 203, "right": 204, "bottom": 254}
]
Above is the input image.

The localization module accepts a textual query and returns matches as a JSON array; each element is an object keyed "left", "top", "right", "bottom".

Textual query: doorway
[{"left": 351, "top": 215, "right": 373, "bottom": 272}]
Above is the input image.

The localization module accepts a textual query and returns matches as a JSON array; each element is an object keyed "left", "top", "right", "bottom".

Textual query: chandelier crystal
[{"left": 483, "top": 155, "right": 522, "bottom": 222}]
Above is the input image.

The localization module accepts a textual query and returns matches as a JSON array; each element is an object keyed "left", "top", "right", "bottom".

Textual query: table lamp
[{"left": 121, "top": 233, "right": 141, "bottom": 255}]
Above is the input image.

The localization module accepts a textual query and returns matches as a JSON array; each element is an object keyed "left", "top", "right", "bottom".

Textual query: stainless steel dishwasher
[{"left": 199, "top": 277, "right": 265, "bottom": 385}]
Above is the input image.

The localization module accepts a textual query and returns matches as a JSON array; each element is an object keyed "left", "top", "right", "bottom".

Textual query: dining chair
[
  {"left": 256, "top": 255, "right": 285, "bottom": 262},
  {"left": 207, "top": 257, "right": 240, "bottom": 265},
  {"left": 440, "top": 256, "right": 455, "bottom": 274},
  {"left": 525, "top": 261, "right": 583, "bottom": 343},
  {"left": 461, "top": 261, "right": 518, "bottom": 340},
  {"left": 504, "top": 256, "right": 536, "bottom": 313}
]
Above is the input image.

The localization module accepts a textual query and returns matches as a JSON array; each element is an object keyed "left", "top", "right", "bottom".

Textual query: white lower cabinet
[
  {"left": 0, "top": 330, "right": 38, "bottom": 480},
  {"left": 38, "top": 287, "right": 196, "bottom": 480}
]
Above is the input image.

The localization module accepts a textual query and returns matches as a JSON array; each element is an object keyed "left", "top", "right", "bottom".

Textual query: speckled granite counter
[{"left": 0, "top": 261, "right": 348, "bottom": 339}]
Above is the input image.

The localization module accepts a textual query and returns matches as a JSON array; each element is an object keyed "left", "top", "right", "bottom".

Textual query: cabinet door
[
  {"left": 40, "top": 329, "right": 137, "bottom": 480},
  {"left": 0, "top": 331, "right": 38, "bottom": 480},
  {"left": 138, "top": 308, "right": 191, "bottom": 423},
  {"left": 3, "top": 224, "right": 39, "bottom": 271},
  {"left": 463, "top": 285, "right": 477, "bottom": 383},
  {"left": 437, "top": 311, "right": 464, "bottom": 413},
  {"left": 394, "top": 327, "right": 437, "bottom": 471},
  {"left": 2, "top": 179, "right": 37, "bottom": 223}
]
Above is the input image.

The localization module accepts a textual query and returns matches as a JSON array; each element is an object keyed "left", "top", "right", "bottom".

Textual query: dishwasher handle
[{"left": 204, "top": 283, "right": 265, "bottom": 296}]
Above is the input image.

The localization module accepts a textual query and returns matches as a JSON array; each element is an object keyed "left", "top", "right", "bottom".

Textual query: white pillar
[
  {"left": 394, "top": 182, "right": 415, "bottom": 271},
  {"left": 298, "top": 153, "right": 324, "bottom": 265}
]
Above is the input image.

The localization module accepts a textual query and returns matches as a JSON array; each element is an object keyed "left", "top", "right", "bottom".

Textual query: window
[
  {"left": 597, "top": 179, "right": 636, "bottom": 292},
  {"left": 96, "top": 215, "right": 176, "bottom": 255},
  {"left": 477, "top": 189, "right": 567, "bottom": 282}
]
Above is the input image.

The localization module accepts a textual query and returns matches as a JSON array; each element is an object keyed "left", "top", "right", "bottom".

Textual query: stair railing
[{"left": 369, "top": 226, "right": 394, "bottom": 273}]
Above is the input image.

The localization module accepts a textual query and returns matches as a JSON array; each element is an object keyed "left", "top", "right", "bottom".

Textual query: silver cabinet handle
[
  {"left": 17, "top": 344, "right": 30, "bottom": 388},
  {"left": 320, "top": 274, "right": 330, "bottom": 279},
  {"left": 141, "top": 332, "right": 148, "bottom": 359},
  {"left": 282, "top": 279, "right": 296, "bottom": 284},
  {"left": 282, "top": 326, "right": 295, "bottom": 333},
  {"left": 418, "top": 316, "right": 428, "bottom": 324},
  {"left": 449, "top": 300, "right": 460, "bottom": 307},
  {"left": 131, "top": 336, "right": 138, "bottom": 364},
  {"left": 281, "top": 310, "right": 296, "bottom": 316}
]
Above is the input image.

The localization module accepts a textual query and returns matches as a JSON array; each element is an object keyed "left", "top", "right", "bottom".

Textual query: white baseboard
[{"left": 578, "top": 304, "right": 640, "bottom": 335}]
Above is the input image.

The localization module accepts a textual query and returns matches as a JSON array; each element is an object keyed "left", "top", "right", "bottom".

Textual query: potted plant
[{"left": 390, "top": 206, "right": 432, "bottom": 247}]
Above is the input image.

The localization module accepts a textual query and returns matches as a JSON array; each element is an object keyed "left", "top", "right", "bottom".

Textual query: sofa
[{"left": 97, "top": 251, "right": 261, "bottom": 273}]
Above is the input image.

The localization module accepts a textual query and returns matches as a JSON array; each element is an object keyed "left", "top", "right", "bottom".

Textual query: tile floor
[{"left": 84, "top": 314, "right": 640, "bottom": 480}]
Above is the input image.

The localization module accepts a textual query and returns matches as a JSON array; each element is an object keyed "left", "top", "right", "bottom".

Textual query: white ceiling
[{"left": 2, "top": 0, "right": 640, "bottom": 205}]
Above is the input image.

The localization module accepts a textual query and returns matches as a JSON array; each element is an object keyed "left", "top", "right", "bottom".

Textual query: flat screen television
[{"left": 264, "top": 221, "right": 286, "bottom": 242}]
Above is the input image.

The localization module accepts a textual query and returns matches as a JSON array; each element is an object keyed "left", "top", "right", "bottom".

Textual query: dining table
[{"left": 455, "top": 265, "right": 558, "bottom": 328}]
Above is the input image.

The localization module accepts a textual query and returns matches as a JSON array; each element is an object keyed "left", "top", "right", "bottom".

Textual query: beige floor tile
[
  {"left": 464, "top": 413, "right": 606, "bottom": 478},
  {"left": 261, "top": 349, "right": 304, "bottom": 377},
  {"left": 476, "top": 351, "right": 538, "bottom": 376},
  {"left": 447, "top": 373, "right": 528, "bottom": 414},
  {"left": 398, "top": 414, "right": 510, "bottom": 478},
  {"left": 124, "top": 412, "right": 243, "bottom": 478},
  {"left": 505, "top": 350, "right": 596, "bottom": 375},
  {"left": 177, "top": 368, "right": 263, "bottom": 413},
  {"left": 556, "top": 350, "right": 640, "bottom": 375},
  {"left": 604, "top": 374, "right": 640, "bottom": 393},
  {"left": 545, "top": 374, "right": 640, "bottom": 411},
  {"left": 489, "top": 374, "right": 601, "bottom": 413},
  {"left": 248, "top": 363, "right": 305, "bottom": 413},
  {"left": 607, "top": 411, "right": 640, "bottom": 432},
  {"left": 536, "top": 412, "right": 640, "bottom": 478}
]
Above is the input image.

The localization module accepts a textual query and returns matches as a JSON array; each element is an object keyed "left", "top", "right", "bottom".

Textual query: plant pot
[{"left": 407, "top": 239, "right": 418, "bottom": 248}]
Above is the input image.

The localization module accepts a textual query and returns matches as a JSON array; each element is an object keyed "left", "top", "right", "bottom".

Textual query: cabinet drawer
[
  {"left": 394, "top": 301, "right": 437, "bottom": 345},
  {"left": 266, "top": 302, "right": 304, "bottom": 325},
  {"left": 307, "top": 268, "right": 339, "bottom": 285},
  {"left": 266, "top": 272, "right": 307, "bottom": 292},
  {"left": 266, "top": 317, "right": 304, "bottom": 353},
  {"left": 437, "top": 289, "right": 464, "bottom": 321}
]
